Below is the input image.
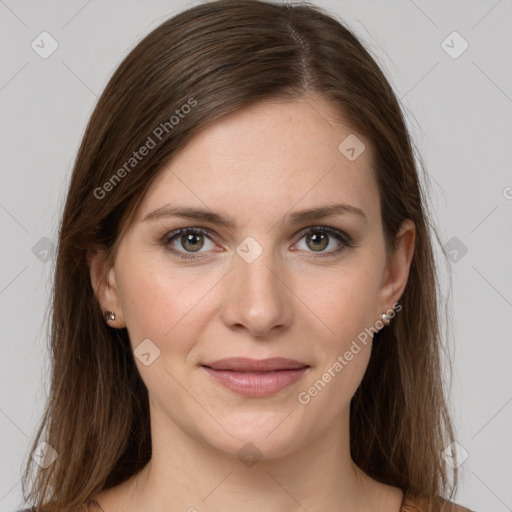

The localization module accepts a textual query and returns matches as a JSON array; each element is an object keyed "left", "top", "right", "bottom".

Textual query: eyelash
[{"left": 161, "top": 226, "right": 354, "bottom": 260}]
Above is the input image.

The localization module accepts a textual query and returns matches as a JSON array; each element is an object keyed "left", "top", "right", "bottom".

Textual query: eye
[
  {"left": 161, "top": 226, "right": 354, "bottom": 260},
  {"left": 163, "top": 228, "right": 218, "bottom": 259},
  {"left": 293, "top": 226, "right": 352, "bottom": 257}
]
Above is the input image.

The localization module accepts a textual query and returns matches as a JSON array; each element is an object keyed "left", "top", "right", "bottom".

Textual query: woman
[{"left": 19, "top": 0, "right": 475, "bottom": 511}]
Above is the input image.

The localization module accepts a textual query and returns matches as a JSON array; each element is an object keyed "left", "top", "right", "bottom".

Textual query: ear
[
  {"left": 87, "top": 246, "right": 126, "bottom": 328},
  {"left": 376, "top": 219, "right": 415, "bottom": 316}
]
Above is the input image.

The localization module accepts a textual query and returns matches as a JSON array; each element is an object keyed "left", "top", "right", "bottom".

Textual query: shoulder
[
  {"left": 438, "top": 493, "right": 475, "bottom": 512},
  {"left": 82, "top": 499, "right": 104, "bottom": 510},
  {"left": 440, "top": 503, "right": 475, "bottom": 512},
  {"left": 401, "top": 491, "right": 476, "bottom": 512},
  {"left": 14, "top": 500, "right": 103, "bottom": 512}
]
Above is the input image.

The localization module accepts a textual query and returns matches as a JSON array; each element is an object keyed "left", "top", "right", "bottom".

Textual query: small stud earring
[
  {"left": 380, "top": 313, "right": 391, "bottom": 325},
  {"left": 103, "top": 310, "right": 115, "bottom": 323}
]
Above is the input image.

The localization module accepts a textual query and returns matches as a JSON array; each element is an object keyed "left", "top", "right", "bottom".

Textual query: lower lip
[{"left": 202, "top": 366, "right": 309, "bottom": 397}]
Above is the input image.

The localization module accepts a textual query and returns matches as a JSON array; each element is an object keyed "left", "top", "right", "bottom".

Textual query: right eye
[{"left": 162, "top": 227, "right": 220, "bottom": 259}]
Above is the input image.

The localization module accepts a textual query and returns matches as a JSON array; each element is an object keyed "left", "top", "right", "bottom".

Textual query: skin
[{"left": 88, "top": 93, "right": 415, "bottom": 512}]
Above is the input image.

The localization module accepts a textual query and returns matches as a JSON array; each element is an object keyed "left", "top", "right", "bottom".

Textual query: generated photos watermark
[
  {"left": 94, "top": 97, "right": 198, "bottom": 200},
  {"left": 297, "top": 302, "right": 402, "bottom": 405}
]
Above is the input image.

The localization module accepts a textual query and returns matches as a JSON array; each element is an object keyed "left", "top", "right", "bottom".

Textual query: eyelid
[
  {"left": 161, "top": 225, "right": 353, "bottom": 259},
  {"left": 295, "top": 225, "right": 353, "bottom": 247},
  {"left": 161, "top": 227, "right": 220, "bottom": 258}
]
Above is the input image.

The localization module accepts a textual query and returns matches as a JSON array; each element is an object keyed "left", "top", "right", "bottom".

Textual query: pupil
[
  {"left": 183, "top": 233, "right": 203, "bottom": 252},
  {"left": 308, "top": 233, "right": 327, "bottom": 251}
]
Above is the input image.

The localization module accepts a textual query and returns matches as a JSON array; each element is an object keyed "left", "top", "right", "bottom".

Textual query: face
[{"left": 90, "top": 94, "right": 414, "bottom": 461}]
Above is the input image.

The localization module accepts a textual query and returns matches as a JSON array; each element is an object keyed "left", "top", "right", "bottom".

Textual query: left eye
[
  {"left": 162, "top": 226, "right": 351, "bottom": 259},
  {"left": 294, "top": 227, "right": 347, "bottom": 253},
  {"left": 165, "top": 228, "right": 216, "bottom": 255}
]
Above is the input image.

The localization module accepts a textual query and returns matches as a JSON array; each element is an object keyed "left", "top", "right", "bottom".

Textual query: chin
[{"left": 196, "top": 413, "right": 305, "bottom": 463}]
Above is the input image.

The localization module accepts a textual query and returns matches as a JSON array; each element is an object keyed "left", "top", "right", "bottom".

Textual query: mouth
[{"left": 201, "top": 358, "right": 310, "bottom": 397}]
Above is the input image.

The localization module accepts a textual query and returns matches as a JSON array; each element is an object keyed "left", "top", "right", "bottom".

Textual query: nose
[{"left": 219, "top": 246, "right": 294, "bottom": 338}]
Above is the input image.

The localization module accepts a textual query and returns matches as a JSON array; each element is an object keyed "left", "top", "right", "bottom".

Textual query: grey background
[{"left": 1, "top": 1, "right": 511, "bottom": 511}]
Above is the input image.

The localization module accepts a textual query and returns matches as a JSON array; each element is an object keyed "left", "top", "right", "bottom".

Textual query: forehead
[{"left": 134, "top": 95, "right": 379, "bottom": 227}]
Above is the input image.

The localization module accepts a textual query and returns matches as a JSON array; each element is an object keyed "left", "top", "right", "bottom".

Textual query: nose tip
[{"left": 219, "top": 254, "right": 292, "bottom": 338}]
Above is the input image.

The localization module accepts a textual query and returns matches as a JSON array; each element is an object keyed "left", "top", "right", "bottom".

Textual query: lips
[
  {"left": 201, "top": 358, "right": 310, "bottom": 397},
  {"left": 202, "top": 357, "right": 309, "bottom": 372}
]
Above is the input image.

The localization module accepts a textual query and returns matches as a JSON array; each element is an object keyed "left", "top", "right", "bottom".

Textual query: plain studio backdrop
[{"left": 0, "top": 1, "right": 511, "bottom": 511}]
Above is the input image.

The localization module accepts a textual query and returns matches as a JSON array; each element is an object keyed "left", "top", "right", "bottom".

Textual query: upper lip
[{"left": 202, "top": 357, "right": 309, "bottom": 372}]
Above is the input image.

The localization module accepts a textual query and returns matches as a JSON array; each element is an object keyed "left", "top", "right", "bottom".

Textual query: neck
[{"left": 104, "top": 402, "right": 400, "bottom": 512}]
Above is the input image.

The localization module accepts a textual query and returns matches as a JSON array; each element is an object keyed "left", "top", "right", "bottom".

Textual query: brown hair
[{"left": 22, "top": 1, "right": 458, "bottom": 510}]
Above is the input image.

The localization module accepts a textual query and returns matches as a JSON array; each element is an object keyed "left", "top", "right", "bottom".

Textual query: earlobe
[
  {"left": 377, "top": 219, "right": 415, "bottom": 315},
  {"left": 86, "top": 247, "right": 126, "bottom": 328}
]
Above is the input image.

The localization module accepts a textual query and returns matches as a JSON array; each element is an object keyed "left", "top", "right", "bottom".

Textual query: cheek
[
  {"left": 117, "top": 258, "right": 220, "bottom": 350},
  {"left": 302, "top": 263, "right": 381, "bottom": 345},
  {"left": 297, "top": 327, "right": 372, "bottom": 421},
  {"left": 295, "top": 260, "right": 380, "bottom": 404},
  {"left": 298, "top": 284, "right": 374, "bottom": 418}
]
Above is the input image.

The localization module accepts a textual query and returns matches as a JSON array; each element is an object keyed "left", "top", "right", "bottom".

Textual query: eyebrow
[{"left": 142, "top": 203, "right": 367, "bottom": 228}]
